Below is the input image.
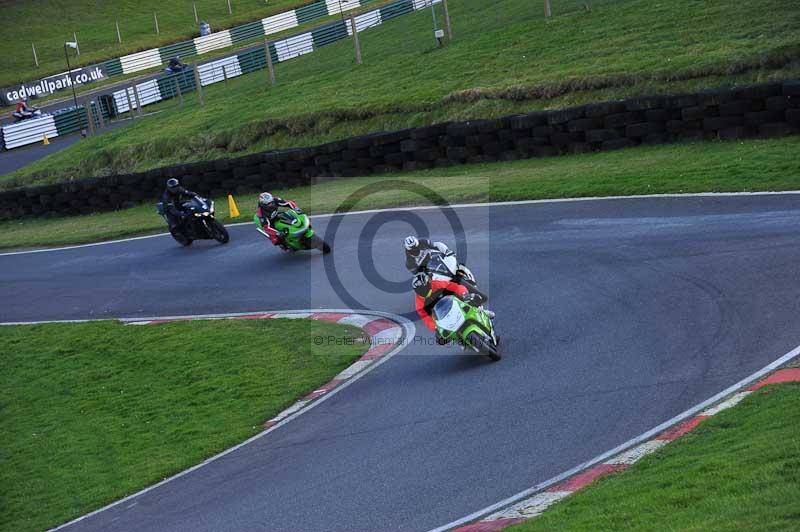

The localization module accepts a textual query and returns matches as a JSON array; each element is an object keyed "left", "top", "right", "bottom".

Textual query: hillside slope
[{"left": 6, "top": 0, "right": 799, "bottom": 185}]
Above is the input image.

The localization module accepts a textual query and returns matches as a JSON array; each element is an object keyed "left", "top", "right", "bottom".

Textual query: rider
[
  {"left": 413, "top": 271, "right": 491, "bottom": 342},
  {"left": 404, "top": 236, "right": 454, "bottom": 272},
  {"left": 167, "top": 56, "right": 185, "bottom": 73},
  {"left": 15, "top": 97, "right": 33, "bottom": 118},
  {"left": 404, "top": 235, "right": 485, "bottom": 299},
  {"left": 161, "top": 178, "right": 199, "bottom": 231},
  {"left": 255, "top": 192, "right": 299, "bottom": 249}
]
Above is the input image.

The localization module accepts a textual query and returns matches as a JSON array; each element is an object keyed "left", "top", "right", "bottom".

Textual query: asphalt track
[{"left": 3, "top": 194, "right": 800, "bottom": 531}]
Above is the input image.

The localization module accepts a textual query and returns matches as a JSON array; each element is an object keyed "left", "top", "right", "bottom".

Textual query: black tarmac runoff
[{"left": 2, "top": 194, "right": 800, "bottom": 532}]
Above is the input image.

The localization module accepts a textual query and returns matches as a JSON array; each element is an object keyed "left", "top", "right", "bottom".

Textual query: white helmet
[
  {"left": 404, "top": 235, "right": 419, "bottom": 252},
  {"left": 258, "top": 192, "right": 274, "bottom": 206}
]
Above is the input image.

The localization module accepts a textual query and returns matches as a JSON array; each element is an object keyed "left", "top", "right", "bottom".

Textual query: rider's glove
[{"left": 461, "top": 293, "right": 479, "bottom": 305}]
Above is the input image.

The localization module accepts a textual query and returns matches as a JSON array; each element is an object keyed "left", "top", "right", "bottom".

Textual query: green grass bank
[
  {"left": 511, "top": 383, "right": 800, "bottom": 531},
  {"left": 0, "top": 318, "right": 367, "bottom": 531}
]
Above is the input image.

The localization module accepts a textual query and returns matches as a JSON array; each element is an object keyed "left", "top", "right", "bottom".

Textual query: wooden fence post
[
  {"left": 265, "top": 40, "right": 276, "bottom": 86},
  {"left": 350, "top": 16, "right": 362, "bottom": 65},
  {"left": 125, "top": 88, "right": 135, "bottom": 118},
  {"left": 193, "top": 63, "right": 205, "bottom": 105},
  {"left": 442, "top": 0, "right": 453, "bottom": 40}
]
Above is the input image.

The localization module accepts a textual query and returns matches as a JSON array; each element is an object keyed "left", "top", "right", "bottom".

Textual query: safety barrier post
[
  {"left": 154, "top": 12, "right": 160, "bottom": 34},
  {"left": 544, "top": 0, "right": 552, "bottom": 18},
  {"left": 116, "top": 19, "right": 122, "bottom": 43},
  {"left": 265, "top": 40, "right": 276, "bottom": 86},
  {"left": 350, "top": 16, "right": 362, "bottom": 65},
  {"left": 193, "top": 63, "right": 205, "bottom": 105},
  {"left": 32, "top": 42, "right": 39, "bottom": 67}
]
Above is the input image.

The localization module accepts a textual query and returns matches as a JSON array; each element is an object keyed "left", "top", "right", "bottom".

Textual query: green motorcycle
[
  {"left": 254, "top": 207, "right": 331, "bottom": 253},
  {"left": 432, "top": 295, "right": 501, "bottom": 361}
]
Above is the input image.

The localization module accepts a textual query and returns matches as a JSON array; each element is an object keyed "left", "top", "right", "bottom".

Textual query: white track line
[
  {"left": 43, "top": 309, "right": 414, "bottom": 532},
  {"left": 428, "top": 342, "right": 800, "bottom": 532},
  {"left": 3, "top": 191, "right": 800, "bottom": 257}
]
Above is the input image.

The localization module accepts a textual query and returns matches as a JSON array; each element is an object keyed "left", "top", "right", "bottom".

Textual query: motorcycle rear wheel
[
  {"left": 170, "top": 229, "right": 192, "bottom": 246},
  {"left": 308, "top": 234, "right": 331, "bottom": 254}
]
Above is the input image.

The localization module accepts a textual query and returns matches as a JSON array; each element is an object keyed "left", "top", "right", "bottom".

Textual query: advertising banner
[{"left": 1, "top": 64, "right": 108, "bottom": 107}]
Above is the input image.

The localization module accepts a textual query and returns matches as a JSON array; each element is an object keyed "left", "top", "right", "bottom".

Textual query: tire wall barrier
[{"left": 1, "top": 80, "right": 798, "bottom": 220}]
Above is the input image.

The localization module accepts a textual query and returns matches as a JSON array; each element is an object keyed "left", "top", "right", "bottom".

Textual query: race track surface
[{"left": 2, "top": 194, "right": 800, "bottom": 531}]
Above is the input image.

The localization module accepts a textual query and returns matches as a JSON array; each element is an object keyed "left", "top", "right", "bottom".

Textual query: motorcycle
[
  {"left": 12, "top": 107, "right": 42, "bottom": 123},
  {"left": 254, "top": 207, "right": 331, "bottom": 253},
  {"left": 164, "top": 63, "right": 190, "bottom": 75},
  {"left": 432, "top": 295, "right": 501, "bottom": 361},
  {"left": 156, "top": 196, "right": 229, "bottom": 246}
]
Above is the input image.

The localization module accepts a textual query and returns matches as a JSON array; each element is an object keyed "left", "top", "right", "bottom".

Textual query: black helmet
[
  {"left": 166, "top": 178, "right": 180, "bottom": 190},
  {"left": 411, "top": 272, "right": 431, "bottom": 297}
]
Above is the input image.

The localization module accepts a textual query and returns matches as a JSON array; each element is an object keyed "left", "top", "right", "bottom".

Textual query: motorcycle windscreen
[
  {"left": 433, "top": 296, "right": 465, "bottom": 332},
  {"left": 278, "top": 209, "right": 311, "bottom": 237},
  {"left": 425, "top": 253, "right": 456, "bottom": 276}
]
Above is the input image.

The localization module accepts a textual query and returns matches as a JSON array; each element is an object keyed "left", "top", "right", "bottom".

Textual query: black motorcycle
[{"left": 156, "top": 196, "right": 229, "bottom": 246}]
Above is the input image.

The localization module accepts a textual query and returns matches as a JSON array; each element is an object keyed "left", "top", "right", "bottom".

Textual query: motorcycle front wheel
[
  {"left": 308, "top": 234, "right": 331, "bottom": 254},
  {"left": 468, "top": 332, "right": 501, "bottom": 362},
  {"left": 208, "top": 220, "right": 230, "bottom": 244}
]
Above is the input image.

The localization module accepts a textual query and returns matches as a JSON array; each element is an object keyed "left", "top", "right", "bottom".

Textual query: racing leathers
[
  {"left": 161, "top": 185, "right": 199, "bottom": 231},
  {"left": 256, "top": 197, "right": 299, "bottom": 248},
  {"left": 415, "top": 279, "right": 473, "bottom": 332}
]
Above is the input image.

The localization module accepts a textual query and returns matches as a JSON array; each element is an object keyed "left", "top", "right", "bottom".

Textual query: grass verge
[
  {"left": 2, "top": 136, "right": 799, "bottom": 250},
  {"left": 511, "top": 383, "right": 800, "bottom": 531},
  {"left": 4, "top": 0, "right": 799, "bottom": 184},
  {"left": 0, "top": 318, "right": 368, "bottom": 532}
]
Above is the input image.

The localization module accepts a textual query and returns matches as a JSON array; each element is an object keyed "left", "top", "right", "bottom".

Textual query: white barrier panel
[
  {"left": 2, "top": 116, "right": 58, "bottom": 149},
  {"left": 347, "top": 10, "right": 382, "bottom": 35},
  {"left": 326, "top": 0, "right": 360, "bottom": 16},
  {"left": 111, "top": 81, "right": 162, "bottom": 113},
  {"left": 194, "top": 30, "right": 233, "bottom": 55},
  {"left": 120, "top": 48, "right": 163, "bottom": 75},
  {"left": 274, "top": 33, "right": 314, "bottom": 62},
  {"left": 198, "top": 57, "right": 243, "bottom": 86},
  {"left": 134, "top": 80, "right": 163, "bottom": 106},
  {"left": 412, "top": 0, "right": 441, "bottom": 9},
  {"left": 262, "top": 11, "right": 299, "bottom": 36}
]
